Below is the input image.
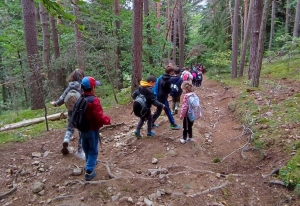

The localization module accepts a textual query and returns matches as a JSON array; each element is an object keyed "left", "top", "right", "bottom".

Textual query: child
[
  {"left": 80, "top": 76, "right": 111, "bottom": 181},
  {"left": 152, "top": 63, "right": 180, "bottom": 130},
  {"left": 170, "top": 68, "right": 183, "bottom": 115},
  {"left": 179, "top": 81, "right": 195, "bottom": 144},
  {"left": 132, "top": 76, "right": 165, "bottom": 138},
  {"left": 50, "top": 69, "right": 85, "bottom": 159},
  {"left": 196, "top": 70, "right": 203, "bottom": 87},
  {"left": 181, "top": 67, "right": 193, "bottom": 82}
]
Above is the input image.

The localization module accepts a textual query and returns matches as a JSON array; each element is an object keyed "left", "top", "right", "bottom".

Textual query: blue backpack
[{"left": 153, "top": 75, "right": 162, "bottom": 98}]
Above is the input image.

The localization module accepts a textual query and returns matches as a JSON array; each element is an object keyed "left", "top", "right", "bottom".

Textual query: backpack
[
  {"left": 71, "top": 95, "right": 95, "bottom": 132},
  {"left": 187, "top": 93, "right": 202, "bottom": 122},
  {"left": 170, "top": 77, "right": 181, "bottom": 97},
  {"left": 182, "top": 72, "right": 189, "bottom": 81},
  {"left": 192, "top": 72, "right": 197, "bottom": 79},
  {"left": 64, "top": 90, "right": 81, "bottom": 111},
  {"left": 153, "top": 75, "right": 162, "bottom": 97},
  {"left": 132, "top": 93, "right": 148, "bottom": 118}
]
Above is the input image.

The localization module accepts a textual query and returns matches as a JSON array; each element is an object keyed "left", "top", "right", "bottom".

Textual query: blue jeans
[
  {"left": 81, "top": 130, "right": 99, "bottom": 172},
  {"left": 152, "top": 100, "right": 175, "bottom": 125}
]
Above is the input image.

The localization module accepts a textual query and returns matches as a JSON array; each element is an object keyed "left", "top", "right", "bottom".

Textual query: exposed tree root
[
  {"left": 268, "top": 180, "right": 286, "bottom": 187},
  {"left": 99, "top": 122, "right": 125, "bottom": 132},
  {"left": 187, "top": 181, "right": 230, "bottom": 197},
  {"left": 51, "top": 195, "right": 73, "bottom": 202},
  {"left": 0, "top": 181, "right": 17, "bottom": 199},
  {"left": 262, "top": 168, "right": 280, "bottom": 178},
  {"left": 241, "top": 147, "right": 264, "bottom": 160}
]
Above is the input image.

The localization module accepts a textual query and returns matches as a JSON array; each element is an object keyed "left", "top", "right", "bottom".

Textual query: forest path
[{"left": 0, "top": 76, "right": 295, "bottom": 206}]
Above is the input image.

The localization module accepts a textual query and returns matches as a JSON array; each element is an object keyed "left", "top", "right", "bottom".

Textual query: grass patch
[
  {"left": 279, "top": 152, "right": 300, "bottom": 189},
  {"left": 153, "top": 153, "right": 165, "bottom": 159}
]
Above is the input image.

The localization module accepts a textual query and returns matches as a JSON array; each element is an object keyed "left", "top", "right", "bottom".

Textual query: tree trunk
[
  {"left": 144, "top": 0, "right": 154, "bottom": 66},
  {"left": 244, "top": 0, "right": 249, "bottom": 34},
  {"left": 50, "top": 14, "right": 65, "bottom": 92},
  {"left": 239, "top": 0, "right": 253, "bottom": 77},
  {"left": 73, "top": 0, "right": 85, "bottom": 71},
  {"left": 18, "top": 50, "right": 29, "bottom": 104},
  {"left": 131, "top": 0, "right": 143, "bottom": 93},
  {"left": 231, "top": 0, "right": 239, "bottom": 78},
  {"left": 248, "top": 0, "right": 263, "bottom": 80},
  {"left": 173, "top": 4, "right": 178, "bottom": 64},
  {"left": 268, "top": 1, "right": 275, "bottom": 52},
  {"left": 39, "top": 3, "right": 50, "bottom": 67},
  {"left": 156, "top": 1, "right": 161, "bottom": 30},
  {"left": 178, "top": 0, "right": 184, "bottom": 70},
  {"left": 21, "top": 0, "right": 45, "bottom": 110},
  {"left": 293, "top": 0, "right": 300, "bottom": 37},
  {"left": 167, "top": 0, "right": 171, "bottom": 59},
  {"left": 114, "top": 0, "right": 123, "bottom": 90},
  {"left": 286, "top": 0, "right": 290, "bottom": 34},
  {"left": 0, "top": 55, "right": 8, "bottom": 108},
  {"left": 251, "top": 0, "right": 271, "bottom": 87}
]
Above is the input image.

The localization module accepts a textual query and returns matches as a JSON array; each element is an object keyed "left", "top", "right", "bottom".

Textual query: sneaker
[
  {"left": 186, "top": 138, "right": 194, "bottom": 143},
  {"left": 134, "top": 131, "right": 142, "bottom": 139},
  {"left": 61, "top": 138, "right": 70, "bottom": 155},
  {"left": 75, "top": 150, "right": 86, "bottom": 160},
  {"left": 152, "top": 124, "right": 159, "bottom": 129},
  {"left": 170, "top": 124, "right": 180, "bottom": 130},
  {"left": 85, "top": 170, "right": 96, "bottom": 181},
  {"left": 174, "top": 109, "right": 178, "bottom": 114},
  {"left": 180, "top": 138, "right": 186, "bottom": 144},
  {"left": 147, "top": 131, "right": 155, "bottom": 137}
]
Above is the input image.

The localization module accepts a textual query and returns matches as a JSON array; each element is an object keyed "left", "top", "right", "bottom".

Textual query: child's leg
[
  {"left": 187, "top": 119, "right": 194, "bottom": 138},
  {"left": 182, "top": 117, "right": 188, "bottom": 140},
  {"left": 135, "top": 117, "right": 145, "bottom": 137},
  {"left": 81, "top": 131, "right": 99, "bottom": 172},
  {"left": 152, "top": 103, "right": 163, "bottom": 126},
  {"left": 163, "top": 100, "right": 176, "bottom": 125},
  {"left": 171, "top": 96, "right": 176, "bottom": 113},
  {"left": 174, "top": 96, "right": 180, "bottom": 114},
  {"left": 62, "top": 111, "right": 74, "bottom": 154}
]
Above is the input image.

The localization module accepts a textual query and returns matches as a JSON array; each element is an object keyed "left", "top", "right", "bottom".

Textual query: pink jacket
[{"left": 180, "top": 92, "right": 195, "bottom": 119}]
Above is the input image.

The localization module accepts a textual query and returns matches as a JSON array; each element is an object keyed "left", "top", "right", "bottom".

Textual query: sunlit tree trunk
[
  {"left": 114, "top": 0, "right": 123, "bottom": 89},
  {"left": 21, "top": 0, "right": 45, "bottom": 110},
  {"left": 178, "top": 0, "right": 184, "bottom": 70},
  {"left": 293, "top": 0, "right": 300, "bottom": 37},
  {"left": 251, "top": 0, "right": 271, "bottom": 87},
  {"left": 131, "top": 0, "right": 143, "bottom": 92},
  {"left": 268, "top": 1, "right": 275, "bottom": 52},
  {"left": 144, "top": 0, "right": 154, "bottom": 66},
  {"left": 239, "top": 0, "right": 253, "bottom": 77},
  {"left": 244, "top": 0, "right": 249, "bottom": 34},
  {"left": 286, "top": 0, "right": 290, "bottom": 34},
  {"left": 248, "top": 0, "right": 263, "bottom": 80},
  {"left": 232, "top": 0, "right": 239, "bottom": 78},
  {"left": 39, "top": 3, "right": 50, "bottom": 67},
  {"left": 73, "top": 0, "right": 85, "bottom": 71},
  {"left": 173, "top": 4, "right": 178, "bottom": 64}
]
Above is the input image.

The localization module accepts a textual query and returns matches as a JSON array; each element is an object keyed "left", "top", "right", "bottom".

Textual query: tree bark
[
  {"left": 73, "top": 0, "right": 85, "bottom": 71},
  {"left": 293, "top": 0, "right": 300, "bottom": 37},
  {"left": 248, "top": 0, "right": 263, "bottom": 80},
  {"left": 114, "top": 0, "right": 123, "bottom": 89},
  {"left": 268, "top": 1, "right": 275, "bottom": 52},
  {"left": 251, "top": 0, "right": 271, "bottom": 87},
  {"left": 231, "top": 0, "right": 239, "bottom": 78},
  {"left": 239, "top": 0, "right": 253, "bottom": 77},
  {"left": 167, "top": 0, "right": 171, "bottom": 59},
  {"left": 285, "top": 0, "right": 290, "bottom": 34},
  {"left": 21, "top": 0, "right": 45, "bottom": 110},
  {"left": 131, "top": 0, "right": 143, "bottom": 93},
  {"left": 244, "top": 0, "right": 249, "bottom": 34},
  {"left": 144, "top": 0, "right": 154, "bottom": 66},
  {"left": 39, "top": 3, "right": 50, "bottom": 67},
  {"left": 178, "top": 0, "right": 184, "bottom": 70},
  {"left": 173, "top": 4, "right": 178, "bottom": 64}
]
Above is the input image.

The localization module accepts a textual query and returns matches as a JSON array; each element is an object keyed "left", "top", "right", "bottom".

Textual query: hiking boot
[
  {"left": 134, "top": 131, "right": 142, "bottom": 139},
  {"left": 85, "top": 170, "right": 96, "bottom": 181},
  {"left": 152, "top": 124, "right": 159, "bottom": 129},
  {"left": 147, "top": 131, "right": 155, "bottom": 137},
  {"left": 180, "top": 138, "right": 186, "bottom": 144},
  {"left": 170, "top": 124, "right": 180, "bottom": 130},
  {"left": 75, "top": 149, "right": 86, "bottom": 160},
  {"left": 186, "top": 138, "right": 194, "bottom": 143},
  {"left": 61, "top": 138, "right": 70, "bottom": 155}
]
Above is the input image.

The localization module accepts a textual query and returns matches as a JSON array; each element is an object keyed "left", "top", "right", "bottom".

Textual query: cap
[{"left": 81, "top": 76, "right": 101, "bottom": 89}]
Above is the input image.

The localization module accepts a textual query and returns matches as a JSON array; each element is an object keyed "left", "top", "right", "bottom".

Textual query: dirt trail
[{"left": 0, "top": 77, "right": 296, "bottom": 206}]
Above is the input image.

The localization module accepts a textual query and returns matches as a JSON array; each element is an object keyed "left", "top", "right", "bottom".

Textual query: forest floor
[{"left": 0, "top": 76, "right": 298, "bottom": 206}]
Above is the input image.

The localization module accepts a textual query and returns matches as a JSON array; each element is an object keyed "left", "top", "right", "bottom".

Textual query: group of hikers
[{"left": 50, "top": 63, "right": 203, "bottom": 181}]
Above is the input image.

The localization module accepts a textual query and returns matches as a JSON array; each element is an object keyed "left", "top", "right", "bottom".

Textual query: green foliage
[{"left": 279, "top": 153, "right": 300, "bottom": 189}]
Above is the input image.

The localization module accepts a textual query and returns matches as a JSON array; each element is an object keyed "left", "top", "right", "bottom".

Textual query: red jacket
[{"left": 84, "top": 92, "right": 111, "bottom": 130}]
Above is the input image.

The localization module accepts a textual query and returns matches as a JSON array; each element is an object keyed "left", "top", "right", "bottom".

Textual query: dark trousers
[
  {"left": 182, "top": 117, "right": 194, "bottom": 140},
  {"left": 196, "top": 79, "right": 202, "bottom": 87},
  {"left": 136, "top": 110, "right": 152, "bottom": 133},
  {"left": 152, "top": 100, "right": 175, "bottom": 125},
  {"left": 171, "top": 96, "right": 181, "bottom": 111}
]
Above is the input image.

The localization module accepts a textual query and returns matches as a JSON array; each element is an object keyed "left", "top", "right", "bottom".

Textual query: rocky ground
[{"left": 0, "top": 77, "right": 298, "bottom": 206}]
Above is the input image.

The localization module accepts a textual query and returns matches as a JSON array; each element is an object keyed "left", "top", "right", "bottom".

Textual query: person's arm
[
  {"left": 180, "top": 95, "right": 188, "bottom": 120},
  {"left": 51, "top": 86, "right": 72, "bottom": 107},
  {"left": 149, "top": 92, "right": 164, "bottom": 108},
  {"left": 93, "top": 98, "right": 111, "bottom": 127}
]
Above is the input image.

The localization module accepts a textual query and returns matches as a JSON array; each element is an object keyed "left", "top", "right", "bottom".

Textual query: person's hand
[{"left": 50, "top": 101, "right": 55, "bottom": 106}]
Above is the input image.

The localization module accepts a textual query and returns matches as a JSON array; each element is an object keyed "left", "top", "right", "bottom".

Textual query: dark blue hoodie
[{"left": 156, "top": 74, "right": 172, "bottom": 102}]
